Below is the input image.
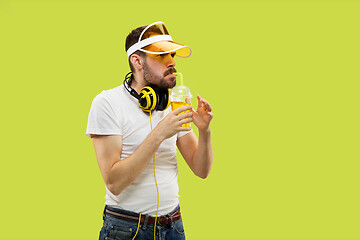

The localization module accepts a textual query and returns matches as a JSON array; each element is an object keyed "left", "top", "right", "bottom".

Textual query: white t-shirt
[{"left": 86, "top": 84, "right": 191, "bottom": 216}]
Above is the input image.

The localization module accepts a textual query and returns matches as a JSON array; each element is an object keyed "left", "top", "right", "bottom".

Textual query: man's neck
[{"left": 131, "top": 71, "right": 146, "bottom": 94}]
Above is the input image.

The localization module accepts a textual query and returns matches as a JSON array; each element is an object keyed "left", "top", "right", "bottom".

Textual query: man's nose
[{"left": 167, "top": 55, "right": 176, "bottom": 68}]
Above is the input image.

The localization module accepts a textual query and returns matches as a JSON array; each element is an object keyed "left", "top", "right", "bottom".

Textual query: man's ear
[{"left": 130, "top": 54, "right": 145, "bottom": 71}]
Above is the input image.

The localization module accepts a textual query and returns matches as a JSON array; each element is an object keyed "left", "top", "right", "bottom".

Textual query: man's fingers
[
  {"left": 176, "top": 111, "right": 193, "bottom": 120},
  {"left": 205, "top": 102, "right": 212, "bottom": 112},
  {"left": 172, "top": 105, "right": 193, "bottom": 115},
  {"left": 200, "top": 99, "right": 212, "bottom": 112},
  {"left": 179, "top": 117, "right": 193, "bottom": 125},
  {"left": 197, "top": 94, "right": 213, "bottom": 112},
  {"left": 197, "top": 94, "right": 204, "bottom": 108}
]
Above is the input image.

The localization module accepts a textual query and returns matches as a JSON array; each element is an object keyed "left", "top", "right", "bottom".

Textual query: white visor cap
[{"left": 126, "top": 21, "right": 192, "bottom": 58}]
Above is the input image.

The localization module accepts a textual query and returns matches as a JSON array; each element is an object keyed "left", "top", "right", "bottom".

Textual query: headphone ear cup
[
  {"left": 139, "top": 86, "right": 157, "bottom": 112},
  {"left": 156, "top": 88, "right": 171, "bottom": 111}
]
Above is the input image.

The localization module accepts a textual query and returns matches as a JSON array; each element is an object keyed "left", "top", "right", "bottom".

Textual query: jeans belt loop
[
  {"left": 142, "top": 214, "right": 149, "bottom": 230},
  {"left": 170, "top": 214, "right": 174, "bottom": 228},
  {"left": 102, "top": 206, "right": 107, "bottom": 220}
]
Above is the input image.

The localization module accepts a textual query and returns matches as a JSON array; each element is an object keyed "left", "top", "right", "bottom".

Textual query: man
[{"left": 86, "top": 21, "right": 214, "bottom": 240}]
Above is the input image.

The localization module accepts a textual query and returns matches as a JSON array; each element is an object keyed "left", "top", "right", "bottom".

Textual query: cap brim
[{"left": 142, "top": 40, "right": 192, "bottom": 58}]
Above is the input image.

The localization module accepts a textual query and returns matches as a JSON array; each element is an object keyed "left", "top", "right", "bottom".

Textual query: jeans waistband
[
  {"left": 103, "top": 205, "right": 181, "bottom": 226},
  {"left": 104, "top": 205, "right": 180, "bottom": 218}
]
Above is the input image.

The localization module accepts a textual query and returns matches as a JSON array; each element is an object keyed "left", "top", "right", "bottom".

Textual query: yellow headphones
[{"left": 124, "top": 72, "right": 171, "bottom": 112}]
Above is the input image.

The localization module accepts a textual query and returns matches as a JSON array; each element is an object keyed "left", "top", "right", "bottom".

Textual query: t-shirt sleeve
[
  {"left": 86, "top": 94, "right": 122, "bottom": 138},
  {"left": 177, "top": 128, "right": 193, "bottom": 139}
]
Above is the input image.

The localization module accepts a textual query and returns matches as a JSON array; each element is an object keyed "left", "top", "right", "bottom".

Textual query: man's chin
[
  {"left": 161, "top": 75, "right": 176, "bottom": 89},
  {"left": 168, "top": 78, "right": 176, "bottom": 89}
]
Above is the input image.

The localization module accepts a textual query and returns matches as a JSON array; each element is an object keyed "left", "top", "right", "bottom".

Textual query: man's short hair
[{"left": 125, "top": 25, "right": 147, "bottom": 72}]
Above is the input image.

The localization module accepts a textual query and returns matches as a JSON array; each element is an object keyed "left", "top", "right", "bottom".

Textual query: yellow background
[{"left": 1, "top": 0, "right": 359, "bottom": 239}]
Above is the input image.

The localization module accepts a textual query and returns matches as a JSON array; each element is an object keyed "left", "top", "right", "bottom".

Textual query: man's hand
[
  {"left": 154, "top": 105, "right": 193, "bottom": 141},
  {"left": 192, "top": 94, "right": 214, "bottom": 132}
]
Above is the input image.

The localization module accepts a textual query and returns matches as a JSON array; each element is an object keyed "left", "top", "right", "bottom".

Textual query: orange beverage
[{"left": 171, "top": 101, "right": 192, "bottom": 127}]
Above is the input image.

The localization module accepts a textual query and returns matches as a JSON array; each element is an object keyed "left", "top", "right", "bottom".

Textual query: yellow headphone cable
[{"left": 132, "top": 111, "right": 159, "bottom": 240}]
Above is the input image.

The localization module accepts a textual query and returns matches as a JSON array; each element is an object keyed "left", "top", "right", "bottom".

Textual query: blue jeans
[{"left": 99, "top": 205, "right": 186, "bottom": 240}]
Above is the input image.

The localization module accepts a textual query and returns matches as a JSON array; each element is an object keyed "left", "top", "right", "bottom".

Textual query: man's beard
[{"left": 143, "top": 61, "right": 177, "bottom": 89}]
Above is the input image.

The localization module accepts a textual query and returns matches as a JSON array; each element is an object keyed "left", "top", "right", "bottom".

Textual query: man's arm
[
  {"left": 91, "top": 105, "right": 193, "bottom": 195},
  {"left": 177, "top": 94, "right": 214, "bottom": 179},
  {"left": 177, "top": 130, "right": 212, "bottom": 179}
]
